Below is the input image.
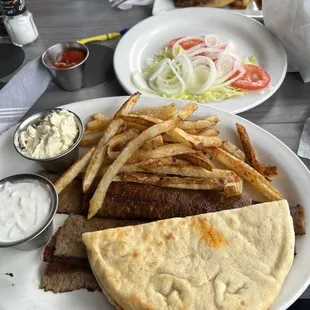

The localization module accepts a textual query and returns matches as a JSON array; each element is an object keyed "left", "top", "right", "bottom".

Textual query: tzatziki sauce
[{"left": 0, "top": 181, "right": 51, "bottom": 242}]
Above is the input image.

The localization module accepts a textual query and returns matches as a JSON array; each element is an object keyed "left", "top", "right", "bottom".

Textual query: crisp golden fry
[
  {"left": 88, "top": 103, "right": 197, "bottom": 219},
  {"left": 120, "top": 112, "right": 220, "bottom": 150},
  {"left": 159, "top": 177, "right": 224, "bottom": 190},
  {"left": 205, "top": 147, "right": 282, "bottom": 201},
  {"left": 137, "top": 157, "right": 175, "bottom": 169},
  {"left": 86, "top": 119, "right": 111, "bottom": 131},
  {"left": 179, "top": 116, "right": 219, "bottom": 130},
  {"left": 83, "top": 93, "right": 141, "bottom": 193},
  {"left": 114, "top": 174, "right": 224, "bottom": 191},
  {"left": 120, "top": 114, "right": 157, "bottom": 127},
  {"left": 91, "top": 113, "right": 112, "bottom": 121},
  {"left": 140, "top": 165, "right": 239, "bottom": 180},
  {"left": 224, "top": 180, "right": 243, "bottom": 197},
  {"left": 177, "top": 153, "right": 215, "bottom": 170},
  {"left": 83, "top": 118, "right": 123, "bottom": 193},
  {"left": 199, "top": 128, "right": 220, "bottom": 137},
  {"left": 141, "top": 135, "right": 164, "bottom": 150},
  {"left": 80, "top": 131, "right": 103, "bottom": 147},
  {"left": 128, "top": 143, "right": 196, "bottom": 163},
  {"left": 107, "top": 129, "right": 140, "bottom": 160},
  {"left": 115, "top": 92, "right": 141, "bottom": 118},
  {"left": 236, "top": 123, "right": 278, "bottom": 177},
  {"left": 133, "top": 103, "right": 177, "bottom": 120},
  {"left": 222, "top": 140, "right": 246, "bottom": 161},
  {"left": 172, "top": 128, "right": 223, "bottom": 149},
  {"left": 124, "top": 122, "right": 147, "bottom": 131},
  {"left": 162, "top": 132, "right": 192, "bottom": 146},
  {"left": 119, "top": 108, "right": 220, "bottom": 150},
  {"left": 114, "top": 172, "right": 160, "bottom": 185},
  {"left": 54, "top": 147, "right": 95, "bottom": 194}
]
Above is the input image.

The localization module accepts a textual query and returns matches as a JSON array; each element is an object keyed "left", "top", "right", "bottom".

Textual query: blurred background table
[{"left": 1, "top": 0, "right": 310, "bottom": 306}]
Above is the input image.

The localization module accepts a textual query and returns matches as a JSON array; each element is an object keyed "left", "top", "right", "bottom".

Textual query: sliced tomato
[
  {"left": 232, "top": 64, "right": 271, "bottom": 90},
  {"left": 168, "top": 37, "right": 203, "bottom": 50}
]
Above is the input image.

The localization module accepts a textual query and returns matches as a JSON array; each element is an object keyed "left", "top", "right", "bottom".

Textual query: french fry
[
  {"left": 137, "top": 157, "right": 175, "bottom": 169},
  {"left": 236, "top": 123, "right": 278, "bottom": 177},
  {"left": 124, "top": 122, "right": 148, "bottom": 131},
  {"left": 139, "top": 165, "right": 239, "bottom": 180},
  {"left": 128, "top": 143, "right": 196, "bottom": 163},
  {"left": 83, "top": 118, "right": 123, "bottom": 192},
  {"left": 88, "top": 102, "right": 197, "bottom": 219},
  {"left": 114, "top": 174, "right": 224, "bottom": 191},
  {"left": 172, "top": 128, "right": 223, "bottom": 149},
  {"left": 120, "top": 114, "right": 156, "bottom": 127},
  {"left": 91, "top": 113, "right": 112, "bottom": 122},
  {"left": 83, "top": 93, "right": 141, "bottom": 193},
  {"left": 86, "top": 119, "right": 111, "bottom": 131},
  {"left": 107, "top": 129, "right": 140, "bottom": 160},
  {"left": 159, "top": 177, "right": 224, "bottom": 190},
  {"left": 133, "top": 103, "right": 177, "bottom": 120},
  {"left": 179, "top": 116, "right": 219, "bottom": 130},
  {"left": 222, "top": 140, "right": 246, "bottom": 161},
  {"left": 162, "top": 132, "right": 192, "bottom": 146},
  {"left": 115, "top": 92, "right": 141, "bottom": 118},
  {"left": 114, "top": 172, "right": 160, "bottom": 185},
  {"left": 205, "top": 147, "right": 282, "bottom": 201},
  {"left": 224, "top": 180, "right": 243, "bottom": 197},
  {"left": 54, "top": 147, "right": 95, "bottom": 194},
  {"left": 80, "top": 131, "right": 103, "bottom": 147},
  {"left": 120, "top": 113, "right": 220, "bottom": 149},
  {"left": 141, "top": 135, "right": 164, "bottom": 150},
  {"left": 199, "top": 128, "right": 220, "bottom": 137},
  {"left": 177, "top": 153, "right": 215, "bottom": 170}
]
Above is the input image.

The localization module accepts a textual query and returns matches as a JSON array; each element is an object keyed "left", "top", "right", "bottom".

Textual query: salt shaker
[{"left": 0, "top": 0, "right": 39, "bottom": 47}]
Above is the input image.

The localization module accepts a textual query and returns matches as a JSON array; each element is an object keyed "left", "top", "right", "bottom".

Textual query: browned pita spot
[
  {"left": 166, "top": 233, "right": 175, "bottom": 240},
  {"left": 192, "top": 217, "right": 227, "bottom": 248}
]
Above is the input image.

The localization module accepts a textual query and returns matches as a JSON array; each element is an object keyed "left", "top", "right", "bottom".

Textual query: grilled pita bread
[{"left": 83, "top": 200, "right": 294, "bottom": 310}]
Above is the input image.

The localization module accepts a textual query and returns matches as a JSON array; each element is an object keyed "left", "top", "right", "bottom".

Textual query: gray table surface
[{"left": 2, "top": 0, "right": 310, "bottom": 302}]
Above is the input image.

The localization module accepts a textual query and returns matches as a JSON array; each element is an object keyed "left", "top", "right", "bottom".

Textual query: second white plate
[{"left": 114, "top": 8, "right": 287, "bottom": 114}]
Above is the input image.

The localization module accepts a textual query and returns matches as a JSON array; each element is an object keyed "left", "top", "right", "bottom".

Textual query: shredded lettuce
[
  {"left": 242, "top": 55, "right": 257, "bottom": 65},
  {"left": 161, "top": 86, "right": 245, "bottom": 103}
]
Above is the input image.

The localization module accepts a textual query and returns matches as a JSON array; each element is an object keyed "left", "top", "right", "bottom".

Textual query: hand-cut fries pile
[{"left": 54, "top": 92, "right": 282, "bottom": 219}]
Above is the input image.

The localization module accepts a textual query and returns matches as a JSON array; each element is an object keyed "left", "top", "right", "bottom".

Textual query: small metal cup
[
  {"left": 41, "top": 42, "right": 89, "bottom": 91},
  {"left": 0, "top": 174, "right": 58, "bottom": 251},
  {"left": 13, "top": 108, "right": 84, "bottom": 173}
]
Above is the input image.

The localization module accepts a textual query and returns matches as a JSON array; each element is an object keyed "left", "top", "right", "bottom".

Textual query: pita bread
[{"left": 82, "top": 200, "right": 294, "bottom": 310}]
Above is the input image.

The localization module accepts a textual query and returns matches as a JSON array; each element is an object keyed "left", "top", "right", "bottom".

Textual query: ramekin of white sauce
[
  {"left": 0, "top": 174, "right": 58, "bottom": 250},
  {"left": 13, "top": 108, "right": 84, "bottom": 173}
]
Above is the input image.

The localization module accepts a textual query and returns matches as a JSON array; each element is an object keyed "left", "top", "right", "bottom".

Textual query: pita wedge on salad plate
[{"left": 83, "top": 200, "right": 294, "bottom": 310}]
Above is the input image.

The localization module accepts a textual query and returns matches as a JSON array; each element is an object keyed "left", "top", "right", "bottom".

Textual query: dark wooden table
[{"left": 2, "top": 0, "right": 310, "bottom": 304}]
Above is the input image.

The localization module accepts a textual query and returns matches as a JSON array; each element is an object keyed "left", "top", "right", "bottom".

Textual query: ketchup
[{"left": 51, "top": 49, "right": 86, "bottom": 69}]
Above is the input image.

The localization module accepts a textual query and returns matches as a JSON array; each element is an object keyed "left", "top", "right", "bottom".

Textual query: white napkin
[
  {"left": 0, "top": 58, "right": 52, "bottom": 134},
  {"left": 263, "top": 0, "right": 310, "bottom": 82},
  {"left": 110, "top": 0, "right": 153, "bottom": 10},
  {"left": 298, "top": 117, "right": 310, "bottom": 159}
]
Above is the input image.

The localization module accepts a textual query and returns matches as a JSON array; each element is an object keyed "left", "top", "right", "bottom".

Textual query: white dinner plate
[
  {"left": 114, "top": 8, "right": 287, "bottom": 114},
  {"left": 0, "top": 96, "right": 309, "bottom": 310},
  {"left": 152, "top": 0, "right": 263, "bottom": 19}
]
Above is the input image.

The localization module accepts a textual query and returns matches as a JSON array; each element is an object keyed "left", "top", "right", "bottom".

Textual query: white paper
[{"left": 263, "top": 0, "right": 310, "bottom": 82}]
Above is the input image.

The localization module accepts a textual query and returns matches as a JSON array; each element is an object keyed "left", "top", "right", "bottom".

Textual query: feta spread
[{"left": 19, "top": 110, "right": 78, "bottom": 159}]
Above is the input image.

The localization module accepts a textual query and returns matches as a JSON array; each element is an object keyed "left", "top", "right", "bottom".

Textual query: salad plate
[
  {"left": 114, "top": 8, "right": 287, "bottom": 114},
  {"left": 0, "top": 96, "right": 310, "bottom": 310},
  {"left": 152, "top": 0, "right": 263, "bottom": 19}
]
